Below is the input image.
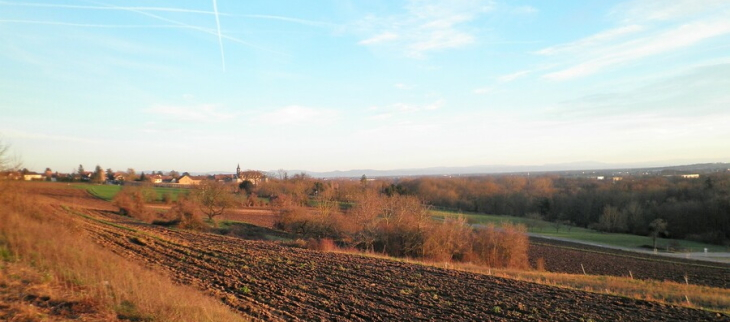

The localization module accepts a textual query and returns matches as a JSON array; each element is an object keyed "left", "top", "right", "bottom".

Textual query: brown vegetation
[
  {"left": 5, "top": 181, "right": 729, "bottom": 321},
  {"left": 112, "top": 186, "right": 153, "bottom": 222},
  {"left": 273, "top": 187, "right": 531, "bottom": 269},
  {"left": 0, "top": 182, "right": 246, "bottom": 322}
]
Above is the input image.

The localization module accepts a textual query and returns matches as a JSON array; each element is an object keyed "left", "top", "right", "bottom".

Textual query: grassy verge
[
  {"left": 0, "top": 184, "right": 247, "bottom": 322},
  {"left": 432, "top": 210, "right": 729, "bottom": 252}
]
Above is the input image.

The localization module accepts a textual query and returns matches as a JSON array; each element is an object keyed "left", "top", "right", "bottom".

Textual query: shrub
[
  {"left": 472, "top": 223, "right": 529, "bottom": 269},
  {"left": 168, "top": 196, "right": 206, "bottom": 231},
  {"left": 112, "top": 187, "right": 152, "bottom": 222},
  {"left": 306, "top": 238, "right": 337, "bottom": 252},
  {"left": 422, "top": 216, "right": 473, "bottom": 262}
]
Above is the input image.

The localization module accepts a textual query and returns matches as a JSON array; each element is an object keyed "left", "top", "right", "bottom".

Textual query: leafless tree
[
  {"left": 649, "top": 218, "right": 668, "bottom": 250},
  {"left": 194, "top": 180, "right": 235, "bottom": 225}
]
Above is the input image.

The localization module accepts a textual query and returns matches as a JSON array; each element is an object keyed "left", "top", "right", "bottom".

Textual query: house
[
  {"left": 23, "top": 173, "right": 44, "bottom": 181},
  {"left": 680, "top": 174, "right": 700, "bottom": 179},
  {"left": 113, "top": 172, "right": 127, "bottom": 182},
  {"left": 178, "top": 175, "right": 202, "bottom": 185},
  {"left": 148, "top": 174, "right": 164, "bottom": 184}
]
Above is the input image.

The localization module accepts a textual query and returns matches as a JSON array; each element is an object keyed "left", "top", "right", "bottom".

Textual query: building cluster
[{"left": 0, "top": 164, "right": 267, "bottom": 186}]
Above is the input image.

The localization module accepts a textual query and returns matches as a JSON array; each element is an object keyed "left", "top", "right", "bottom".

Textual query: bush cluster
[{"left": 273, "top": 190, "right": 528, "bottom": 268}]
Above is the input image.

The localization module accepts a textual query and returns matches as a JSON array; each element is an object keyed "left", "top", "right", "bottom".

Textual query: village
[{"left": 0, "top": 164, "right": 267, "bottom": 187}]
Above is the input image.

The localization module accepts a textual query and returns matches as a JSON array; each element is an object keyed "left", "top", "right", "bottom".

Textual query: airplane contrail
[
  {"left": 1, "top": 1, "right": 336, "bottom": 28},
  {"left": 212, "top": 0, "right": 225, "bottom": 71},
  {"left": 1, "top": 0, "right": 289, "bottom": 57},
  {"left": 0, "top": 19, "right": 212, "bottom": 30},
  {"left": 0, "top": 1, "right": 222, "bottom": 15}
]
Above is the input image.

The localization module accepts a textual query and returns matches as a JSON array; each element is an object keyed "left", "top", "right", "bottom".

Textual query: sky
[{"left": 1, "top": 0, "right": 730, "bottom": 174}]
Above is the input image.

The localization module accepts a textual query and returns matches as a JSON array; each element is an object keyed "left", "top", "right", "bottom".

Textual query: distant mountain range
[
  {"left": 172, "top": 161, "right": 729, "bottom": 179},
  {"left": 271, "top": 161, "right": 730, "bottom": 179}
]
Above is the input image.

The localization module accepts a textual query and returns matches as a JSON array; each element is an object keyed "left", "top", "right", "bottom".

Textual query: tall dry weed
[
  {"left": 473, "top": 223, "right": 529, "bottom": 269},
  {"left": 112, "top": 186, "right": 153, "bottom": 222},
  {"left": 0, "top": 184, "right": 246, "bottom": 322}
]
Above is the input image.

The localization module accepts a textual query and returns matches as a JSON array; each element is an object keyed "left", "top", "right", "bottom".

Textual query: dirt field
[
  {"left": 529, "top": 238, "right": 730, "bottom": 288},
  {"left": 24, "top": 183, "right": 728, "bottom": 322}
]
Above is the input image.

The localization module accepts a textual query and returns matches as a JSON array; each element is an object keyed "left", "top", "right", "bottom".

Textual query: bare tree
[
  {"left": 0, "top": 138, "right": 19, "bottom": 171},
  {"left": 194, "top": 180, "right": 235, "bottom": 225},
  {"left": 126, "top": 168, "right": 138, "bottom": 182},
  {"left": 649, "top": 218, "right": 668, "bottom": 250}
]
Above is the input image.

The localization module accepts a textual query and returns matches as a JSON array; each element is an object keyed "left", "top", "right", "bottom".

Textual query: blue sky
[{"left": 2, "top": 0, "right": 729, "bottom": 173}]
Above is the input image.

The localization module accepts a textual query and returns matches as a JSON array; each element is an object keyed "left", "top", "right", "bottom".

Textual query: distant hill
[{"left": 272, "top": 162, "right": 730, "bottom": 179}]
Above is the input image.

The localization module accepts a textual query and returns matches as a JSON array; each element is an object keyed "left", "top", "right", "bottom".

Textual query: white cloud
[
  {"left": 544, "top": 19, "right": 730, "bottom": 80},
  {"left": 356, "top": 0, "right": 495, "bottom": 58},
  {"left": 609, "top": 0, "right": 730, "bottom": 23},
  {"left": 255, "top": 105, "right": 338, "bottom": 125},
  {"left": 3, "top": 128, "right": 96, "bottom": 144},
  {"left": 146, "top": 104, "right": 236, "bottom": 122},
  {"left": 532, "top": 0, "right": 730, "bottom": 81},
  {"left": 473, "top": 87, "right": 493, "bottom": 94},
  {"left": 394, "top": 83, "right": 415, "bottom": 90},
  {"left": 424, "top": 99, "right": 444, "bottom": 110},
  {"left": 512, "top": 6, "right": 538, "bottom": 15},
  {"left": 536, "top": 25, "right": 645, "bottom": 56},
  {"left": 359, "top": 32, "right": 399, "bottom": 45},
  {"left": 498, "top": 70, "right": 531, "bottom": 82},
  {"left": 370, "top": 99, "right": 445, "bottom": 117}
]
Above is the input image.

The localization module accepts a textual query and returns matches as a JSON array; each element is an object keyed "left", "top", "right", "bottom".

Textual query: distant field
[
  {"left": 432, "top": 210, "right": 729, "bottom": 253},
  {"left": 77, "top": 184, "right": 190, "bottom": 202}
]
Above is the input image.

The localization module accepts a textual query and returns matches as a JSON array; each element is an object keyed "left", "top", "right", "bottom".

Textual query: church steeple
[{"left": 236, "top": 164, "right": 241, "bottom": 177}]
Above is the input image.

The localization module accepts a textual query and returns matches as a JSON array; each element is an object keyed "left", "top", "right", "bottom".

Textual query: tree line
[
  {"left": 252, "top": 171, "right": 730, "bottom": 246},
  {"left": 391, "top": 173, "right": 730, "bottom": 245}
]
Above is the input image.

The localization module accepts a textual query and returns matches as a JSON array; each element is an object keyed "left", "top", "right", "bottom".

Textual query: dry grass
[{"left": 0, "top": 182, "right": 247, "bottom": 322}]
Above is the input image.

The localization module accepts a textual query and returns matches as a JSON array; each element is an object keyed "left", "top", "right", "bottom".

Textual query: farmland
[
  {"left": 4, "top": 182, "right": 727, "bottom": 321},
  {"left": 434, "top": 210, "right": 730, "bottom": 253}
]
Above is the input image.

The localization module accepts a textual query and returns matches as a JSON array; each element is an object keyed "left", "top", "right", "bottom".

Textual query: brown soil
[
  {"left": 529, "top": 237, "right": 730, "bottom": 288},
  {"left": 21, "top": 183, "right": 727, "bottom": 322}
]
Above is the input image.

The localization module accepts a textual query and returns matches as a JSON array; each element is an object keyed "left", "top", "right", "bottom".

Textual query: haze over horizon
[{"left": 2, "top": 0, "right": 729, "bottom": 173}]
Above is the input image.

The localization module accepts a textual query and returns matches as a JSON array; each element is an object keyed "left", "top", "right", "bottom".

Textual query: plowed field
[
  {"left": 529, "top": 238, "right": 730, "bottom": 288},
  {"left": 28, "top": 183, "right": 728, "bottom": 322}
]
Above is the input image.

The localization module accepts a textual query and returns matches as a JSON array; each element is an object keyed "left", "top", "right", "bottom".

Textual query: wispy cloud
[
  {"left": 146, "top": 104, "right": 236, "bottom": 123},
  {"left": 369, "top": 99, "right": 445, "bottom": 119},
  {"left": 609, "top": 0, "right": 730, "bottom": 23},
  {"left": 473, "top": 87, "right": 493, "bottom": 94},
  {"left": 544, "top": 19, "right": 730, "bottom": 80},
  {"left": 356, "top": 0, "right": 495, "bottom": 58},
  {"left": 394, "top": 83, "right": 415, "bottom": 90},
  {"left": 359, "top": 32, "right": 399, "bottom": 45},
  {"left": 536, "top": 25, "right": 645, "bottom": 56},
  {"left": 255, "top": 106, "right": 338, "bottom": 125},
  {"left": 511, "top": 6, "right": 538, "bottom": 15},
  {"left": 544, "top": 63, "right": 730, "bottom": 119},
  {"left": 498, "top": 70, "right": 531, "bottom": 82},
  {"left": 534, "top": 1, "right": 730, "bottom": 80},
  {"left": 3, "top": 128, "right": 97, "bottom": 144}
]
